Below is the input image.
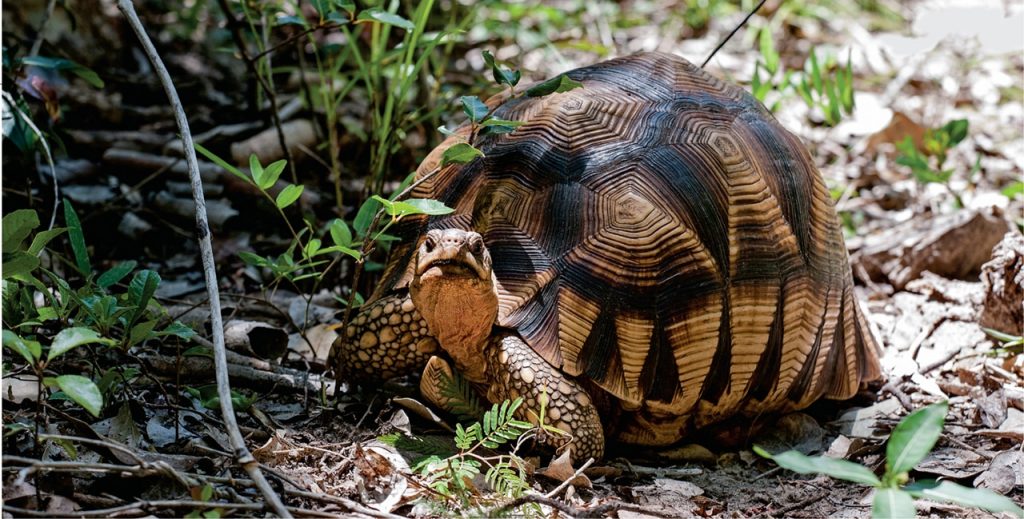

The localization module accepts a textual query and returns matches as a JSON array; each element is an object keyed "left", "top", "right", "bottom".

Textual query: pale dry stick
[
  {"left": 542, "top": 457, "right": 595, "bottom": 499},
  {"left": 114, "top": 1, "right": 290, "bottom": 516}
]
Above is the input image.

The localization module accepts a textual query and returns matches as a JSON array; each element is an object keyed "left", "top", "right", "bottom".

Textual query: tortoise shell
[{"left": 379, "top": 52, "right": 881, "bottom": 441}]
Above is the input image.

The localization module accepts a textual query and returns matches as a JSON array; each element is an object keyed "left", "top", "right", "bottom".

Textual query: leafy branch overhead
[{"left": 440, "top": 53, "right": 583, "bottom": 168}]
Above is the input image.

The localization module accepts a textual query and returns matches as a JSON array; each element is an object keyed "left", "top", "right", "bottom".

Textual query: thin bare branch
[{"left": 112, "top": 1, "right": 290, "bottom": 516}]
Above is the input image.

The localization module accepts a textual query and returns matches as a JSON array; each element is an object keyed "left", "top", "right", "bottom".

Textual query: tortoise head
[{"left": 409, "top": 229, "right": 497, "bottom": 382}]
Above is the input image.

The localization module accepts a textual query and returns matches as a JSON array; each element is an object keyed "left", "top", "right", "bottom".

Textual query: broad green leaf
[
  {"left": 195, "top": 143, "right": 249, "bottom": 183},
  {"left": 526, "top": 74, "right": 584, "bottom": 97},
  {"left": 127, "top": 270, "right": 161, "bottom": 324},
  {"left": 904, "top": 480, "right": 1023, "bottom": 516},
  {"left": 55, "top": 374, "right": 103, "bottom": 417},
  {"left": 63, "top": 199, "right": 92, "bottom": 276},
  {"left": 753, "top": 445, "right": 881, "bottom": 486},
  {"left": 353, "top": 198, "right": 382, "bottom": 237},
  {"left": 334, "top": 0, "right": 356, "bottom": 15},
  {"left": 275, "top": 184, "right": 304, "bottom": 208},
  {"left": 759, "top": 28, "right": 779, "bottom": 75},
  {"left": 27, "top": 227, "right": 66, "bottom": 256},
  {"left": 3, "top": 329, "right": 41, "bottom": 363},
  {"left": 356, "top": 8, "right": 415, "bottom": 31},
  {"left": 261, "top": 160, "right": 287, "bottom": 190},
  {"left": 330, "top": 219, "right": 353, "bottom": 247},
  {"left": 440, "top": 143, "right": 484, "bottom": 167},
  {"left": 2, "top": 209, "right": 40, "bottom": 252},
  {"left": 48, "top": 327, "right": 110, "bottom": 361},
  {"left": 460, "top": 96, "right": 489, "bottom": 123},
  {"left": 886, "top": 401, "right": 948, "bottom": 476},
  {"left": 872, "top": 488, "right": 916, "bottom": 519},
  {"left": 3, "top": 252, "right": 40, "bottom": 279},
  {"left": 97, "top": 260, "right": 137, "bottom": 289}
]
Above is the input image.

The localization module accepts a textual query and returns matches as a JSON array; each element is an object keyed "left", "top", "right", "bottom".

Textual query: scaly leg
[
  {"left": 420, "top": 334, "right": 605, "bottom": 462},
  {"left": 331, "top": 293, "right": 439, "bottom": 382}
]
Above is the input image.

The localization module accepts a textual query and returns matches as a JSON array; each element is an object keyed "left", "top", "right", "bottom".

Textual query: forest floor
[{"left": 2, "top": 0, "right": 1023, "bottom": 517}]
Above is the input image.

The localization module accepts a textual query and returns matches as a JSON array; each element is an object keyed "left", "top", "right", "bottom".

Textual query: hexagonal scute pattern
[{"left": 389, "top": 52, "right": 881, "bottom": 439}]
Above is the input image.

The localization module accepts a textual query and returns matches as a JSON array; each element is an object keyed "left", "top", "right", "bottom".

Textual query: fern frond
[{"left": 438, "top": 369, "right": 487, "bottom": 421}]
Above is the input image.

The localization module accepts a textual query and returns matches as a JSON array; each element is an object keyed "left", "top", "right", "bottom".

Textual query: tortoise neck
[{"left": 410, "top": 275, "right": 498, "bottom": 383}]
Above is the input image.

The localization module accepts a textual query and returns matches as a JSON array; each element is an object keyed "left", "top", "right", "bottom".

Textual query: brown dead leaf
[
  {"left": 916, "top": 448, "right": 988, "bottom": 479},
  {"left": 659, "top": 443, "right": 717, "bottom": 465},
  {"left": 865, "top": 111, "right": 927, "bottom": 156},
  {"left": 975, "top": 450, "right": 1023, "bottom": 495},
  {"left": 537, "top": 450, "right": 592, "bottom": 489}
]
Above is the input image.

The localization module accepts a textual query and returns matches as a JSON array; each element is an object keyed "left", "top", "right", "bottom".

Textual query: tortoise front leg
[
  {"left": 421, "top": 334, "right": 605, "bottom": 462},
  {"left": 331, "top": 293, "right": 439, "bottom": 382}
]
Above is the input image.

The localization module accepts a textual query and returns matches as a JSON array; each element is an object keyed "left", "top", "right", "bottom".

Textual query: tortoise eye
[
  {"left": 469, "top": 237, "right": 484, "bottom": 256},
  {"left": 423, "top": 235, "right": 437, "bottom": 252}
]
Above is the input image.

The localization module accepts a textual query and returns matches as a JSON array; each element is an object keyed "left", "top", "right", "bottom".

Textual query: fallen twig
[
  {"left": 543, "top": 457, "right": 595, "bottom": 499},
  {"left": 490, "top": 494, "right": 678, "bottom": 518},
  {"left": 114, "top": 1, "right": 290, "bottom": 516}
]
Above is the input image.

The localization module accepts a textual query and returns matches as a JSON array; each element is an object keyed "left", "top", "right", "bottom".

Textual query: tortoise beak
[{"left": 415, "top": 229, "right": 492, "bottom": 280}]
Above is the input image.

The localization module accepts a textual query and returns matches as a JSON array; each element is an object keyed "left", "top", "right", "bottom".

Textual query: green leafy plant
[
  {"left": 2, "top": 205, "right": 194, "bottom": 422},
  {"left": 750, "top": 32, "right": 854, "bottom": 126},
  {"left": 983, "top": 328, "right": 1023, "bottom": 356},
  {"left": 396, "top": 398, "right": 535, "bottom": 510},
  {"left": 755, "top": 401, "right": 1023, "bottom": 518},
  {"left": 896, "top": 119, "right": 970, "bottom": 207}
]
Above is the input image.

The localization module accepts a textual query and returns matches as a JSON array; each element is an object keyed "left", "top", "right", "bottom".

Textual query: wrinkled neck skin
[{"left": 410, "top": 273, "right": 498, "bottom": 383}]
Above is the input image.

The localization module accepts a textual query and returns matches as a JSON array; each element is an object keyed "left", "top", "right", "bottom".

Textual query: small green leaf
[
  {"left": 329, "top": 219, "right": 353, "bottom": 247},
  {"left": 886, "top": 401, "right": 948, "bottom": 476},
  {"left": 276, "top": 15, "right": 307, "bottom": 26},
  {"left": 1000, "top": 181, "right": 1023, "bottom": 198},
  {"left": 238, "top": 251, "right": 268, "bottom": 267},
  {"left": 97, "top": 261, "right": 137, "bottom": 289},
  {"left": 249, "top": 155, "right": 264, "bottom": 186},
  {"left": 2, "top": 209, "right": 40, "bottom": 252},
  {"left": 27, "top": 227, "right": 66, "bottom": 256},
  {"left": 356, "top": 8, "right": 415, "bottom": 31},
  {"left": 55, "top": 374, "right": 103, "bottom": 417},
  {"left": 261, "top": 160, "right": 287, "bottom": 190},
  {"left": 941, "top": 119, "right": 969, "bottom": 147},
  {"left": 872, "top": 488, "right": 916, "bottom": 519},
  {"left": 526, "top": 74, "right": 584, "bottom": 97},
  {"left": 482, "top": 50, "right": 521, "bottom": 87},
  {"left": 21, "top": 56, "right": 104, "bottom": 88},
  {"left": 904, "top": 480, "right": 1024, "bottom": 516},
  {"left": 753, "top": 445, "right": 881, "bottom": 486},
  {"left": 129, "top": 320, "right": 157, "bottom": 346},
  {"left": 63, "top": 200, "right": 92, "bottom": 276},
  {"left": 195, "top": 143, "right": 250, "bottom": 183},
  {"left": 398, "top": 199, "right": 456, "bottom": 216},
  {"left": 3, "top": 329, "right": 41, "bottom": 363},
  {"left": 155, "top": 321, "right": 197, "bottom": 340},
  {"left": 460, "top": 96, "right": 490, "bottom": 123},
  {"left": 127, "top": 269, "right": 161, "bottom": 324},
  {"left": 353, "top": 198, "right": 382, "bottom": 237},
  {"left": 48, "top": 327, "right": 110, "bottom": 361},
  {"left": 304, "top": 239, "right": 322, "bottom": 259},
  {"left": 440, "top": 143, "right": 484, "bottom": 167},
  {"left": 759, "top": 28, "right": 779, "bottom": 75},
  {"left": 275, "top": 184, "right": 304, "bottom": 208}
]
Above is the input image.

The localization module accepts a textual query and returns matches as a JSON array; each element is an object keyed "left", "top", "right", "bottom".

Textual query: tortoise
[{"left": 331, "top": 52, "right": 882, "bottom": 462}]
